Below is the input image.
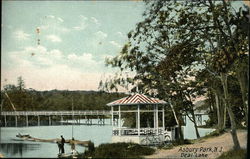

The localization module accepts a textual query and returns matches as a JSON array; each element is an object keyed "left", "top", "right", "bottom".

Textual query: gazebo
[{"left": 107, "top": 93, "right": 171, "bottom": 145}]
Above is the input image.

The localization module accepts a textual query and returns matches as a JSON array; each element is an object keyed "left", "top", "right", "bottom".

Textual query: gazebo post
[
  {"left": 137, "top": 104, "right": 140, "bottom": 136},
  {"left": 153, "top": 105, "right": 156, "bottom": 131},
  {"left": 118, "top": 105, "right": 121, "bottom": 136},
  {"left": 156, "top": 105, "right": 159, "bottom": 135},
  {"left": 111, "top": 106, "right": 114, "bottom": 126},
  {"left": 162, "top": 105, "right": 165, "bottom": 133}
]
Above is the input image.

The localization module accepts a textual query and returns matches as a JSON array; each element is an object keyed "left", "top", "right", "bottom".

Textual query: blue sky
[{"left": 1, "top": 1, "right": 145, "bottom": 91}]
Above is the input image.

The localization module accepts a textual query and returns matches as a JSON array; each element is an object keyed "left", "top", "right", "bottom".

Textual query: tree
[
  {"left": 105, "top": 0, "right": 248, "bottom": 148},
  {"left": 105, "top": 1, "right": 207, "bottom": 141},
  {"left": 17, "top": 76, "right": 25, "bottom": 91}
]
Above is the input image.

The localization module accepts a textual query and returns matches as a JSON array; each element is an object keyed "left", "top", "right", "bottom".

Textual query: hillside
[{"left": 1, "top": 89, "right": 127, "bottom": 111}]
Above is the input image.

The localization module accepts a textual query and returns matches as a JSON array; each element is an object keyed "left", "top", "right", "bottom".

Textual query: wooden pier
[{"left": 0, "top": 110, "right": 119, "bottom": 127}]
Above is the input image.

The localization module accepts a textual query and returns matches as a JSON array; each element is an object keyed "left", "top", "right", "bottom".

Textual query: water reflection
[{"left": 0, "top": 143, "right": 40, "bottom": 157}]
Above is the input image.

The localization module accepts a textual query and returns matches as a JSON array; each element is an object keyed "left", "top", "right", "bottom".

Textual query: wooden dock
[{"left": 15, "top": 134, "right": 90, "bottom": 147}]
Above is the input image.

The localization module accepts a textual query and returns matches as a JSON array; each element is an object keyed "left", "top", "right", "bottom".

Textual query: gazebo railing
[{"left": 112, "top": 127, "right": 165, "bottom": 136}]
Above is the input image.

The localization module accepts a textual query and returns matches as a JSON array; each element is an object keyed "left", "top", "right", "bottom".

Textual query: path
[{"left": 145, "top": 130, "right": 247, "bottom": 159}]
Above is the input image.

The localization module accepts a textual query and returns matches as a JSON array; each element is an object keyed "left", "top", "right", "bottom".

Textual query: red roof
[{"left": 107, "top": 93, "right": 167, "bottom": 106}]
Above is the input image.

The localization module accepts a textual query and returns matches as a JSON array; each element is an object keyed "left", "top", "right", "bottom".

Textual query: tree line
[
  {"left": 100, "top": 0, "right": 249, "bottom": 149},
  {"left": 1, "top": 76, "right": 126, "bottom": 111}
]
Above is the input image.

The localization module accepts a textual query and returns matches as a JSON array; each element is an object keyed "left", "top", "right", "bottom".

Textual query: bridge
[
  {"left": 1, "top": 110, "right": 112, "bottom": 116},
  {"left": 0, "top": 110, "right": 118, "bottom": 127},
  {"left": 0, "top": 110, "right": 207, "bottom": 127}
]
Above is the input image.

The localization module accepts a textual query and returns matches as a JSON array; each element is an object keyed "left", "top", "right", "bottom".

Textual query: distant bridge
[
  {"left": 0, "top": 110, "right": 207, "bottom": 127},
  {"left": 0, "top": 110, "right": 117, "bottom": 127},
  {"left": 1, "top": 110, "right": 112, "bottom": 116}
]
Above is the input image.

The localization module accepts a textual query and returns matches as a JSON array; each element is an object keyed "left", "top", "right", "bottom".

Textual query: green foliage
[
  {"left": 82, "top": 141, "right": 95, "bottom": 157},
  {"left": 172, "top": 139, "right": 193, "bottom": 146},
  {"left": 216, "top": 149, "right": 246, "bottom": 159},
  {"left": 1, "top": 80, "right": 126, "bottom": 111},
  {"left": 201, "top": 129, "right": 226, "bottom": 140},
  {"left": 91, "top": 142, "right": 155, "bottom": 158},
  {"left": 17, "top": 76, "right": 25, "bottom": 91}
]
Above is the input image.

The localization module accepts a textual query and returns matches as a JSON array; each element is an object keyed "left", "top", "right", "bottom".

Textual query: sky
[{"left": 1, "top": 1, "right": 145, "bottom": 91}]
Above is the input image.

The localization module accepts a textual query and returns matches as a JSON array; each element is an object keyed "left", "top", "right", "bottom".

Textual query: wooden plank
[{"left": 16, "top": 134, "right": 90, "bottom": 147}]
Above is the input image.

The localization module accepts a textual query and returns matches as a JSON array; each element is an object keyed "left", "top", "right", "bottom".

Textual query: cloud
[
  {"left": 24, "top": 45, "right": 48, "bottom": 54},
  {"left": 1, "top": 44, "right": 114, "bottom": 91},
  {"left": 1, "top": 60, "right": 104, "bottom": 91},
  {"left": 14, "top": 30, "right": 30, "bottom": 40},
  {"left": 46, "top": 34, "right": 62, "bottom": 42},
  {"left": 67, "top": 53, "right": 97, "bottom": 67},
  {"left": 73, "top": 25, "right": 86, "bottom": 31},
  {"left": 95, "top": 31, "right": 107, "bottom": 39},
  {"left": 57, "top": 17, "right": 64, "bottom": 22},
  {"left": 116, "top": 31, "right": 124, "bottom": 37},
  {"left": 91, "top": 17, "right": 100, "bottom": 25},
  {"left": 7, "top": 45, "right": 61, "bottom": 67},
  {"left": 47, "top": 15, "right": 55, "bottom": 19},
  {"left": 39, "top": 15, "right": 69, "bottom": 33},
  {"left": 73, "top": 15, "right": 88, "bottom": 31},
  {"left": 67, "top": 53, "right": 78, "bottom": 60},
  {"left": 49, "top": 49, "right": 63, "bottom": 59},
  {"left": 80, "top": 15, "right": 88, "bottom": 21},
  {"left": 109, "top": 41, "right": 122, "bottom": 48}
]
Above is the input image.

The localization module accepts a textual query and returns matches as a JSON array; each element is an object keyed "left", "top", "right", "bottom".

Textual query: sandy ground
[{"left": 144, "top": 130, "right": 247, "bottom": 159}]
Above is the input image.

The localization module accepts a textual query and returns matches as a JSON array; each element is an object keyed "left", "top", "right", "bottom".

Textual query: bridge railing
[{"left": 0, "top": 110, "right": 112, "bottom": 116}]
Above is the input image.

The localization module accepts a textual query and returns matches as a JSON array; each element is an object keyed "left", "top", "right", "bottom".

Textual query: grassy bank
[
  {"left": 78, "top": 142, "right": 155, "bottom": 158},
  {"left": 216, "top": 149, "right": 247, "bottom": 159}
]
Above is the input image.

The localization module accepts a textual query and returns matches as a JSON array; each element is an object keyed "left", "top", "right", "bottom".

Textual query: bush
[
  {"left": 172, "top": 139, "right": 193, "bottom": 146},
  {"left": 83, "top": 140, "right": 95, "bottom": 157},
  {"left": 93, "top": 142, "right": 155, "bottom": 158},
  {"left": 202, "top": 129, "right": 226, "bottom": 139},
  {"left": 216, "top": 149, "right": 246, "bottom": 159}
]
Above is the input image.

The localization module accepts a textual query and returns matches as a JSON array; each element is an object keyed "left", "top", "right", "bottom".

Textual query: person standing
[
  {"left": 56, "top": 141, "right": 62, "bottom": 154},
  {"left": 61, "top": 135, "right": 65, "bottom": 154},
  {"left": 70, "top": 137, "right": 76, "bottom": 154}
]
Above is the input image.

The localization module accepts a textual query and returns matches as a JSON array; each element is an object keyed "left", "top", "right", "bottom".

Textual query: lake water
[
  {"left": 183, "top": 115, "right": 215, "bottom": 139},
  {"left": 0, "top": 117, "right": 214, "bottom": 158}
]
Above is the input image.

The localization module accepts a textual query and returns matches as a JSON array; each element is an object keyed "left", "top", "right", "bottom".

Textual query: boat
[{"left": 16, "top": 133, "right": 31, "bottom": 138}]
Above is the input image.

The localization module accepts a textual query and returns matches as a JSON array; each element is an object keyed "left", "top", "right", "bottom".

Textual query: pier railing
[
  {"left": 0, "top": 110, "right": 118, "bottom": 127},
  {"left": 1, "top": 110, "right": 112, "bottom": 116}
]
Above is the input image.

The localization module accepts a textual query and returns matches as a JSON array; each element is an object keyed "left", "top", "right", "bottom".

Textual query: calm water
[
  {"left": 184, "top": 115, "right": 215, "bottom": 139},
  {"left": 0, "top": 117, "right": 214, "bottom": 158},
  {"left": 0, "top": 119, "right": 113, "bottom": 158}
]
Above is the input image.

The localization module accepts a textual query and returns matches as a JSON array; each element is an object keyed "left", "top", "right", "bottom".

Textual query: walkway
[{"left": 145, "top": 130, "right": 247, "bottom": 158}]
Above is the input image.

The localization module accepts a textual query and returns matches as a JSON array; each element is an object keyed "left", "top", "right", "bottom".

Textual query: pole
[
  {"left": 61, "top": 115, "right": 63, "bottom": 125},
  {"left": 153, "top": 105, "right": 156, "bottom": 129},
  {"left": 38, "top": 115, "right": 40, "bottom": 126},
  {"left": 111, "top": 106, "right": 114, "bottom": 126},
  {"left": 4, "top": 115, "right": 7, "bottom": 127},
  {"left": 26, "top": 115, "right": 29, "bottom": 127},
  {"left": 162, "top": 105, "right": 165, "bottom": 134},
  {"left": 15, "top": 115, "right": 17, "bottom": 127},
  {"left": 49, "top": 116, "right": 51, "bottom": 126},
  {"left": 72, "top": 97, "right": 74, "bottom": 138},
  {"left": 156, "top": 105, "right": 159, "bottom": 135},
  {"left": 118, "top": 105, "right": 121, "bottom": 136},
  {"left": 138, "top": 105, "right": 140, "bottom": 136}
]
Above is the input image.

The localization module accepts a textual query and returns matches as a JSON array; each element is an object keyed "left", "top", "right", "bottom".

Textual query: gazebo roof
[{"left": 107, "top": 93, "right": 167, "bottom": 106}]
